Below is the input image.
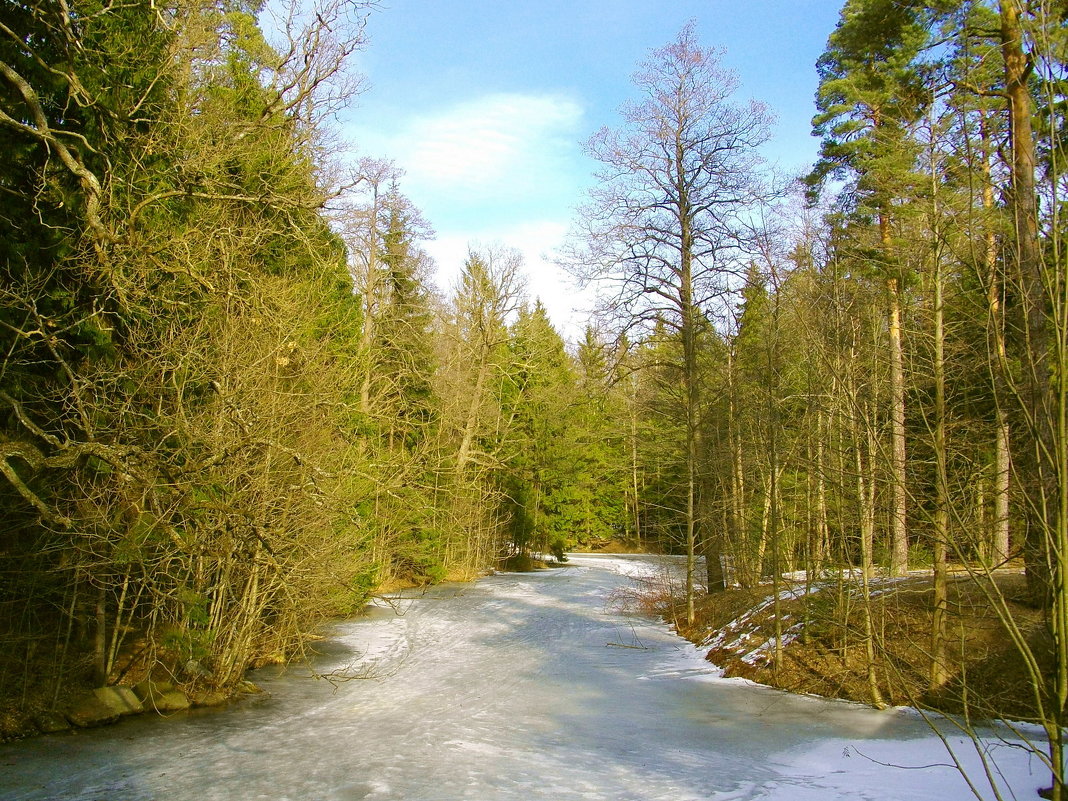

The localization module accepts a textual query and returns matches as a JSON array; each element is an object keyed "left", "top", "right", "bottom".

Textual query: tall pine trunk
[
  {"left": 1000, "top": 0, "right": 1051, "bottom": 604},
  {"left": 930, "top": 193, "right": 950, "bottom": 692},
  {"left": 886, "top": 270, "right": 909, "bottom": 577},
  {"left": 981, "top": 107, "right": 1012, "bottom": 567},
  {"left": 1000, "top": 5, "right": 1062, "bottom": 798}
]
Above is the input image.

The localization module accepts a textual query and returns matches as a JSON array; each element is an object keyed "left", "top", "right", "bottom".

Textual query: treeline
[
  {"left": 0, "top": 0, "right": 621, "bottom": 717},
  {"left": 581, "top": 0, "right": 1065, "bottom": 633},
  {"left": 559, "top": 2, "right": 1065, "bottom": 794}
]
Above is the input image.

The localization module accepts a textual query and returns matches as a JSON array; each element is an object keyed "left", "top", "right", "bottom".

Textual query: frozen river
[{"left": 0, "top": 554, "right": 1049, "bottom": 800}]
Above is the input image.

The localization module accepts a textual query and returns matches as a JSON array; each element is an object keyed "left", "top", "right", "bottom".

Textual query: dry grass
[{"left": 617, "top": 567, "right": 1049, "bottom": 721}]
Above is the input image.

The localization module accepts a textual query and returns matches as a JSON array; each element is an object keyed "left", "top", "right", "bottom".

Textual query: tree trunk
[
  {"left": 359, "top": 185, "right": 381, "bottom": 417},
  {"left": 856, "top": 402, "right": 886, "bottom": 708},
  {"left": 856, "top": 406, "right": 876, "bottom": 582},
  {"left": 1000, "top": 7, "right": 1062, "bottom": 797},
  {"left": 815, "top": 408, "right": 830, "bottom": 571},
  {"left": 93, "top": 583, "right": 107, "bottom": 686},
  {"left": 629, "top": 379, "right": 642, "bottom": 545},
  {"left": 930, "top": 210, "right": 950, "bottom": 692},
  {"left": 683, "top": 304, "right": 697, "bottom": 625},
  {"left": 703, "top": 515, "right": 726, "bottom": 592},
  {"left": 678, "top": 148, "right": 698, "bottom": 626},
  {"left": 767, "top": 275, "right": 783, "bottom": 671},
  {"left": 1001, "top": 0, "right": 1051, "bottom": 605},
  {"left": 456, "top": 357, "right": 489, "bottom": 474},
  {"left": 994, "top": 416, "right": 1011, "bottom": 564},
  {"left": 728, "top": 348, "right": 747, "bottom": 586},
  {"left": 887, "top": 273, "right": 909, "bottom": 577},
  {"left": 982, "top": 107, "right": 1012, "bottom": 568}
]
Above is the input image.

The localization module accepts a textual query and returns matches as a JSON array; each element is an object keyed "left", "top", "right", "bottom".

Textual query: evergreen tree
[
  {"left": 501, "top": 302, "right": 577, "bottom": 560},
  {"left": 572, "top": 327, "right": 629, "bottom": 547},
  {"left": 809, "top": 0, "right": 933, "bottom": 576},
  {"left": 373, "top": 186, "right": 437, "bottom": 449}
]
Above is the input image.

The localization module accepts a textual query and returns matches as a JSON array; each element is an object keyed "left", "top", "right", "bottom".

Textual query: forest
[{"left": 0, "top": 0, "right": 1066, "bottom": 795}]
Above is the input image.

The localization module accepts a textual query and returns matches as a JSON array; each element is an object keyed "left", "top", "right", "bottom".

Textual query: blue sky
[{"left": 341, "top": 1, "right": 844, "bottom": 338}]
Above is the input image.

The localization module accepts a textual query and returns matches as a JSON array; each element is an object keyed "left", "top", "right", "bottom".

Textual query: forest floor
[{"left": 618, "top": 561, "right": 1050, "bottom": 722}]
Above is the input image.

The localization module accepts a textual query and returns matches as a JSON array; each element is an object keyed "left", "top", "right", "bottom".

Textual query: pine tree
[{"left": 809, "top": 0, "right": 932, "bottom": 576}]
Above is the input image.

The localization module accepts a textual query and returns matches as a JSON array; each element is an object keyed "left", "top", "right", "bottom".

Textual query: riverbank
[
  {"left": 619, "top": 561, "right": 1046, "bottom": 722},
  {"left": 0, "top": 554, "right": 1044, "bottom": 801},
  {"left": 0, "top": 562, "right": 503, "bottom": 742},
  {"left": 3, "top": 556, "right": 1042, "bottom": 742},
  {"left": 0, "top": 642, "right": 269, "bottom": 742}
]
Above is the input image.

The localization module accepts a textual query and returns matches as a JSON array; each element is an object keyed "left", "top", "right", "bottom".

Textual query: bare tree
[
  {"left": 562, "top": 22, "right": 774, "bottom": 623},
  {"left": 337, "top": 157, "right": 403, "bottom": 414}
]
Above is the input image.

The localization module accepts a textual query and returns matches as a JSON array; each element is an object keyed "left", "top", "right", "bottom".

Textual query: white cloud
[
  {"left": 349, "top": 92, "right": 586, "bottom": 214},
  {"left": 395, "top": 93, "right": 584, "bottom": 200}
]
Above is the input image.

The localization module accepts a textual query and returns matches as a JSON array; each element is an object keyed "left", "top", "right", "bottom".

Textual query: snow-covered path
[{"left": 0, "top": 555, "right": 1048, "bottom": 800}]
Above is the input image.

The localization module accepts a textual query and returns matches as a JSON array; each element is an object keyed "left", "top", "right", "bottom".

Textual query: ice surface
[{"left": 0, "top": 553, "right": 1047, "bottom": 800}]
